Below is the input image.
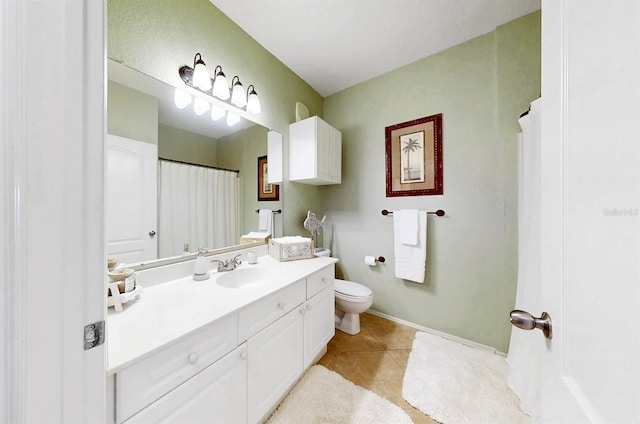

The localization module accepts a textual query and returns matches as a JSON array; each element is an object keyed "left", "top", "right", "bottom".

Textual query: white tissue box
[{"left": 268, "top": 237, "right": 314, "bottom": 262}]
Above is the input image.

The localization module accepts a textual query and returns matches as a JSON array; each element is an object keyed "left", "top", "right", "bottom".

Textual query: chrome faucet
[{"left": 211, "top": 254, "right": 242, "bottom": 272}]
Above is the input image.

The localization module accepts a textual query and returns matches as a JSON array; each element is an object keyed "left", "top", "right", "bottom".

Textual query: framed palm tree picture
[{"left": 385, "top": 113, "right": 443, "bottom": 197}]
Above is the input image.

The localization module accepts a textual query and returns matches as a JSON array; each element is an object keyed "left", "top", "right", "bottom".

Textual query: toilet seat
[{"left": 335, "top": 279, "right": 373, "bottom": 300}]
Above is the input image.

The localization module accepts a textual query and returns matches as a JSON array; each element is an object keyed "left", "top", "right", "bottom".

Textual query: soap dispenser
[{"left": 193, "top": 248, "right": 210, "bottom": 281}]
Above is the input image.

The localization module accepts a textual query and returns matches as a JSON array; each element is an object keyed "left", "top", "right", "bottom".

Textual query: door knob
[
  {"left": 149, "top": 230, "right": 156, "bottom": 238},
  {"left": 510, "top": 310, "right": 553, "bottom": 339}
]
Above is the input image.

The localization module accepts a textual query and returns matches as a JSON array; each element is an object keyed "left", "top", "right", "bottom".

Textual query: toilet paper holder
[{"left": 365, "top": 256, "right": 385, "bottom": 264}]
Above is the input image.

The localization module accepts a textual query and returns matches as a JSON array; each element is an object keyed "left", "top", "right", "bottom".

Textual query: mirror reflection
[{"left": 106, "top": 60, "right": 282, "bottom": 266}]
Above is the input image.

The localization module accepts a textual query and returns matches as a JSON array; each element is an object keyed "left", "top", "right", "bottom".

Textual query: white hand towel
[
  {"left": 397, "top": 209, "right": 419, "bottom": 246},
  {"left": 393, "top": 210, "right": 427, "bottom": 283},
  {"left": 258, "top": 209, "right": 272, "bottom": 234}
]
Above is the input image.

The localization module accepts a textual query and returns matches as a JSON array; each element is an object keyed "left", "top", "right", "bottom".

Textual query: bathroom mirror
[{"left": 107, "top": 60, "right": 282, "bottom": 268}]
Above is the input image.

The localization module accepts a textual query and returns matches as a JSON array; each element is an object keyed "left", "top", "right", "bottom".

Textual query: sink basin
[{"left": 215, "top": 267, "right": 272, "bottom": 289}]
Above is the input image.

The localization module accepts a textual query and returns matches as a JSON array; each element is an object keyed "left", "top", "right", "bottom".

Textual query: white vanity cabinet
[
  {"left": 110, "top": 260, "right": 337, "bottom": 424},
  {"left": 125, "top": 344, "right": 248, "bottom": 424},
  {"left": 116, "top": 313, "right": 238, "bottom": 422},
  {"left": 289, "top": 116, "right": 342, "bottom": 185},
  {"left": 304, "top": 265, "right": 335, "bottom": 367},
  {"left": 303, "top": 286, "right": 335, "bottom": 368},
  {"left": 247, "top": 266, "right": 335, "bottom": 422},
  {"left": 247, "top": 306, "right": 305, "bottom": 423}
]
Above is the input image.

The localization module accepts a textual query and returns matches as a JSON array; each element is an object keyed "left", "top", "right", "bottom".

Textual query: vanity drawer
[
  {"left": 306, "top": 265, "right": 335, "bottom": 299},
  {"left": 116, "top": 313, "right": 238, "bottom": 423},
  {"left": 238, "top": 279, "right": 305, "bottom": 342}
]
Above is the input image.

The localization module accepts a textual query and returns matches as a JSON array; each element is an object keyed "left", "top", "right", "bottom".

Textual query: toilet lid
[{"left": 335, "top": 279, "right": 373, "bottom": 297}]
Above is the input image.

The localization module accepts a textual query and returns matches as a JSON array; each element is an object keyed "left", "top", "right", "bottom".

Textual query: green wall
[
  {"left": 107, "top": 81, "right": 158, "bottom": 144},
  {"left": 107, "top": 0, "right": 325, "bottom": 236},
  {"left": 158, "top": 124, "right": 219, "bottom": 167},
  {"left": 217, "top": 125, "right": 282, "bottom": 238},
  {"left": 322, "top": 12, "right": 540, "bottom": 352}
]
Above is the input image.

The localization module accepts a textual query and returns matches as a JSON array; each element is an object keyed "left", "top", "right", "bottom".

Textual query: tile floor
[{"left": 318, "top": 312, "right": 439, "bottom": 424}]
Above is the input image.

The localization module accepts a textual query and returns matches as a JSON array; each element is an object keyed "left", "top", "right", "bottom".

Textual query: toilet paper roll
[{"left": 364, "top": 256, "right": 377, "bottom": 266}]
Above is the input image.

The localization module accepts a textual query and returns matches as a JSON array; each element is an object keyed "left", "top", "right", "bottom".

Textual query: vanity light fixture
[
  {"left": 191, "top": 53, "right": 212, "bottom": 91},
  {"left": 210, "top": 104, "right": 226, "bottom": 121},
  {"left": 230, "top": 76, "right": 247, "bottom": 108},
  {"left": 178, "top": 53, "right": 261, "bottom": 115},
  {"left": 247, "top": 85, "right": 261, "bottom": 115}
]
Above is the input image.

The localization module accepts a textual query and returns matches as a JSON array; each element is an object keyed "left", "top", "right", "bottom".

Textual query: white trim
[
  {"left": 366, "top": 309, "right": 504, "bottom": 355},
  {"left": 1, "top": 0, "right": 27, "bottom": 422},
  {"left": 2, "top": 0, "right": 106, "bottom": 421}
]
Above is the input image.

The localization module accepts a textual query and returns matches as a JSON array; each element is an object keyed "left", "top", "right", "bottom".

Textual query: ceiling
[{"left": 210, "top": 0, "right": 541, "bottom": 96}]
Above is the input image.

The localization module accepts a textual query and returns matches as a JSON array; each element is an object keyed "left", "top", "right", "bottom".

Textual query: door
[
  {"left": 1, "top": 0, "right": 106, "bottom": 422},
  {"left": 106, "top": 134, "right": 158, "bottom": 263},
  {"left": 303, "top": 286, "right": 335, "bottom": 368},
  {"left": 248, "top": 306, "right": 304, "bottom": 423},
  {"left": 538, "top": 1, "right": 640, "bottom": 421}
]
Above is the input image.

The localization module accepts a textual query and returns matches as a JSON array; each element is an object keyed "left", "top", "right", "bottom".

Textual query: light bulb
[
  {"left": 210, "top": 104, "right": 226, "bottom": 121},
  {"left": 193, "top": 97, "right": 210, "bottom": 116},
  {"left": 212, "top": 66, "right": 230, "bottom": 100},
  {"left": 230, "top": 76, "right": 247, "bottom": 108},
  {"left": 192, "top": 53, "right": 212, "bottom": 91},
  {"left": 174, "top": 89, "right": 192, "bottom": 109},
  {"left": 247, "top": 85, "right": 261, "bottom": 114}
]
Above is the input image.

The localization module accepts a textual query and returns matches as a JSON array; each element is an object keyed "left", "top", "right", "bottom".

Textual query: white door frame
[{"left": 1, "top": 0, "right": 105, "bottom": 422}]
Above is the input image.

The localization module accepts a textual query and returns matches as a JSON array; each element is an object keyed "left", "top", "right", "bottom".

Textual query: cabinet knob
[
  {"left": 277, "top": 302, "right": 285, "bottom": 310},
  {"left": 299, "top": 307, "right": 306, "bottom": 315},
  {"left": 321, "top": 277, "right": 326, "bottom": 283},
  {"left": 305, "top": 304, "right": 312, "bottom": 311},
  {"left": 240, "top": 351, "right": 247, "bottom": 361},
  {"left": 188, "top": 353, "right": 199, "bottom": 365}
]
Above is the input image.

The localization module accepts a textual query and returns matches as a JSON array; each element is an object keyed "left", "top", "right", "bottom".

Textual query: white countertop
[{"left": 107, "top": 255, "right": 338, "bottom": 373}]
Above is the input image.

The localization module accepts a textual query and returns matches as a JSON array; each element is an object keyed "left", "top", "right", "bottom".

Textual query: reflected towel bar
[
  {"left": 255, "top": 209, "right": 282, "bottom": 214},
  {"left": 381, "top": 209, "right": 445, "bottom": 216}
]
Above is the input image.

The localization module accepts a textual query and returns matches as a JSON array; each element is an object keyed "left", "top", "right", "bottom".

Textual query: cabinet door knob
[
  {"left": 277, "top": 302, "right": 285, "bottom": 310},
  {"left": 188, "top": 353, "right": 199, "bottom": 364},
  {"left": 240, "top": 351, "right": 247, "bottom": 361},
  {"left": 321, "top": 277, "right": 326, "bottom": 283},
  {"left": 299, "top": 307, "right": 306, "bottom": 315},
  {"left": 306, "top": 304, "right": 312, "bottom": 311}
]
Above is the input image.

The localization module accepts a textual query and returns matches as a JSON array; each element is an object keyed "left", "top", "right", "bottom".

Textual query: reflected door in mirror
[{"left": 106, "top": 134, "right": 158, "bottom": 263}]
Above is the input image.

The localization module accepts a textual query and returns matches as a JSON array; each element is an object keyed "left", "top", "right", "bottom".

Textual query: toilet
[{"left": 334, "top": 279, "right": 374, "bottom": 335}]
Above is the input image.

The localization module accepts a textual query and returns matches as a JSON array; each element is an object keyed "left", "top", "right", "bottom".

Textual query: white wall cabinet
[
  {"left": 113, "top": 264, "right": 335, "bottom": 424},
  {"left": 289, "top": 116, "right": 342, "bottom": 185},
  {"left": 267, "top": 130, "right": 283, "bottom": 184}
]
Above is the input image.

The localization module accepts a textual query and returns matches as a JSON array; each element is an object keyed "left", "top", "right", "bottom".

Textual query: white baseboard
[{"left": 365, "top": 309, "right": 506, "bottom": 356}]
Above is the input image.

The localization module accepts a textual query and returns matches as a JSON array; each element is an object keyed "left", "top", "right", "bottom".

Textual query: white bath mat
[
  {"left": 267, "top": 365, "right": 412, "bottom": 424},
  {"left": 402, "top": 332, "right": 529, "bottom": 424}
]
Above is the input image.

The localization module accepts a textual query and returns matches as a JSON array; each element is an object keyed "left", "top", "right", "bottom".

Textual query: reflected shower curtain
[
  {"left": 158, "top": 160, "right": 239, "bottom": 257},
  {"left": 507, "top": 98, "right": 542, "bottom": 419}
]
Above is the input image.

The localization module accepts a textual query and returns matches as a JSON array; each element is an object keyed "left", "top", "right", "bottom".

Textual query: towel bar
[
  {"left": 381, "top": 209, "right": 445, "bottom": 216},
  {"left": 255, "top": 209, "right": 282, "bottom": 214}
]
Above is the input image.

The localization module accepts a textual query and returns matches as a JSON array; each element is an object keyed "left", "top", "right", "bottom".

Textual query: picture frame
[
  {"left": 258, "top": 155, "right": 279, "bottom": 201},
  {"left": 385, "top": 113, "right": 443, "bottom": 197}
]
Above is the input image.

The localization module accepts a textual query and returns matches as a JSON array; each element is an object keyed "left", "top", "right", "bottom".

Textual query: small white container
[{"left": 247, "top": 251, "right": 258, "bottom": 264}]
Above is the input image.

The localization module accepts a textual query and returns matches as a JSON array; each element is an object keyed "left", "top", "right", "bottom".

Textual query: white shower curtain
[
  {"left": 507, "top": 98, "right": 542, "bottom": 419},
  {"left": 158, "top": 160, "right": 239, "bottom": 257}
]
